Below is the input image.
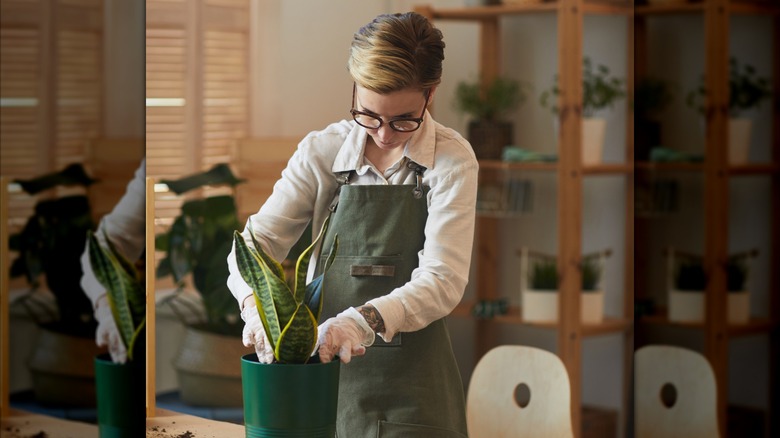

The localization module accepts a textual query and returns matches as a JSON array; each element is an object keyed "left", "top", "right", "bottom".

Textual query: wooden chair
[
  {"left": 634, "top": 345, "right": 720, "bottom": 438},
  {"left": 231, "top": 137, "right": 299, "bottom": 222},
  {"left": 467, "top": 345, "right": 574, "bottom": 438}
]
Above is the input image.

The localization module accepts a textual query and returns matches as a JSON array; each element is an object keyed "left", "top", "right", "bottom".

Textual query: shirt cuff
[{"left": 366, "top": 295, "right": 405, "bottom": 343}]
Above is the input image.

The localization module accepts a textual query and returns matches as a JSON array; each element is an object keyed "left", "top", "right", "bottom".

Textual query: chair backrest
[
  {"left": 231, "top": 137, "right": 299, "bottom": 222},
  {"left": 467, "top": 345, "right": 574, "bottom": 438},
  {"left": 634, "top": 345, "right": 719, "bottom": 438}
]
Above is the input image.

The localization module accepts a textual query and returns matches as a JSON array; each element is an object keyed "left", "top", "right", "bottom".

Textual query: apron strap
[{"left": 329, "top": 171, "right": 352, "bottom": 212}]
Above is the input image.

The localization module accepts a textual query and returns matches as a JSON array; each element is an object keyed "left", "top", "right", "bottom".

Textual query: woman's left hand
[{"left": 317, "top": 307, "right": 375, "bottom": 363}]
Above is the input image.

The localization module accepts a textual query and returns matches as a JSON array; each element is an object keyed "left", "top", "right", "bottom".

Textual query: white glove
[
  {"left": 241, "top": 299, "right": 275, "bottom": 364},
  {"left": 94, "top": 296, "right": 127, "bottom": 364},
  {"left": 317, "top": 307, "right": 375, "bottom": 364}
]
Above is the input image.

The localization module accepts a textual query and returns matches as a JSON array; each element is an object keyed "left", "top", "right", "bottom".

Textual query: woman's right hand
[{"left": 241, "top": 298, "right": 275, "bottom": 363}]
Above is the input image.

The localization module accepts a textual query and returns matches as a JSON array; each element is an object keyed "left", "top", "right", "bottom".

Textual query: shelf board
[
  {"left": 420, "top": 1, "right": 631, "bottom": 20},
  {"left": 635, "top": 161, "right": 779, "bottom": 174},
  {"left": 639, "top": 313, "right": 778, "bottom": 337},
  {"left": 451, "top": 301, "right": 633, "bottom": 336},
  {"left": 728, "top": 163, "right": 780, "bottom": 175},
  {"left": 635, "top": 1, "right": 780, "bottom": 16},
  {"left": 478, "top": 160, "right": 633, "bottom": 174},
  {"left": 635, "top": 161, "right": 704, "bottom": 172},
  {"left": 478, "top": 160, "right": 558, "bottom": 171}
]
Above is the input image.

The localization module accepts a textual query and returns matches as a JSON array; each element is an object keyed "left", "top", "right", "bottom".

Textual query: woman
[{"left": 227, "top": 12, "right": 477, "bottom": 437}]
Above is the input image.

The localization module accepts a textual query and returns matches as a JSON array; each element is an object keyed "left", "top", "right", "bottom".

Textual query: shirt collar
[{"left": 332, "top": 110, "right": 436, "bottom": 173}]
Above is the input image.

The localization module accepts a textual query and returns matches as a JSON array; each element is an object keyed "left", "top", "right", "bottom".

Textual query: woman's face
[{"left": 353, "top": 85, "right": 434, "bottom": 152}]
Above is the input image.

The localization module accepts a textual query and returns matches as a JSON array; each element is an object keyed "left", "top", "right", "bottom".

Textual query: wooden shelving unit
[
  {"left": 635, "top": 1, "right": 780, "bottom": 436},
  {"left": 417, "top": 2, "right": 634, "bottom": 437}
]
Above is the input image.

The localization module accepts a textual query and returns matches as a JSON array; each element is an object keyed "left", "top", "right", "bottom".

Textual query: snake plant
[
  {"left": 87, "top": 230, "right": 146, "bottom": 361},
  {"left": 233, "top": 218, "right": 338, "bottom": 364}
]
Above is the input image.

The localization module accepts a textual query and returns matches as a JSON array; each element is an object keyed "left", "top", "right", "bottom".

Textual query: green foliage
[
  {"left": 233, "top": 218, "right": 338, "bottom": 364},
  {"left": 529, "top": 253, "right": 604, "bottom": 292},
  {"left": 529, "top": 258, "right": 558, "bottom": 290},
  {"left": 540, "top": 57, "right": 626, "bottom": 117},
  {"left": 155, "top": 165, "right": 245, "bottom": 336},
  {"left": 454, "top": 76, "right": 526, "bottom": 121},
  {"left": 674, "top": 252, "right": 753, "bottom": 293},
  {"left": 9, "top": 164, "right": 97, "bottom": 338},
  {"left": 87, "top": 230, "right": 146, "bottom": 361},
  {"left": 686, "top": 57, "right": 773, "bottom": 116},
  {"left": 634, "top": 77, "right": 674, "bottom": 119},
  {"left": 674, "top": 261, "right": 706, "bottom": 291}
]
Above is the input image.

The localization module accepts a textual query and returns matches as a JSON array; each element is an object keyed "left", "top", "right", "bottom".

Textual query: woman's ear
[{"left": 426, "top": 86, "right": 438, "bottom": 106}]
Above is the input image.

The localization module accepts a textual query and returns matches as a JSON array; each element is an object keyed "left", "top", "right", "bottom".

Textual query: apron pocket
[
  {"left": 320, "top": 255, "right": 409, "bottom": 316},
  {"left": 376, "top": 420, "right": 468, "bottom": 438}
]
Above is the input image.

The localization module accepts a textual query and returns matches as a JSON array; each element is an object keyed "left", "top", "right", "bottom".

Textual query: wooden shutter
[
  {"left": 146, "top": 0, "right": 249, "bottom": 228},
  {"left": 0, "top": 0, "right": 103, "bottom": 231}
]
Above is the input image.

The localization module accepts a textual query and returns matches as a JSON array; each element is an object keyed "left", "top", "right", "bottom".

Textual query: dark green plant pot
[
  {"left": 241, "top": 353, "right": 340, "bottom": 438},
  {"left": 94, "top": 354, "right": 146, "bottom": 438}
]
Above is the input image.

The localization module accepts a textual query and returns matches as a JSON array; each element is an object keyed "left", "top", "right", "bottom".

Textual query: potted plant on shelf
[
  {"left": 154, "top": 163, "right": 248, "bottom": 407},
  {"left": 454, "top": 76, "right": 526, "bottom": 160},
  {"left": 634, "top": 76, "right": 674, "bottom": 161},
  {"left": 234, "top": 217, "right": 340, "bottom": 437},
  {"left": 518, "top": 247, "right": 608, "bottom": 324},
  {"left": 686, "top": 57, "right": 772, "bottom": 164},
  {"left": 540, "top": 57, "right": 626, "bottom": 164},
  {"left": 9, "top": 163, "right": 103, "bottom": 407},
  {"left": 666, "top": 248, "right": 757, "bottom": 324},
  {"left": 87, "top": 230, "right": 146, "bottom": 437}
]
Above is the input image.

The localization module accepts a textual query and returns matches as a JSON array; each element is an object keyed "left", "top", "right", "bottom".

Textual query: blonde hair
[{"left": 348, "top": 12, "right": 444, "bottom": 93}]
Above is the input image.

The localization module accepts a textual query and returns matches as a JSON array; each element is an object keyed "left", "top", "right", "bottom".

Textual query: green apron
[{"left": 316, "top": 167, "right": 468, "bottom": 438}]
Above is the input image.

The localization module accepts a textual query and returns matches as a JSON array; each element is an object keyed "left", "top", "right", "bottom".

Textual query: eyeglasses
[{"left": 350, "top": 83, "right": 429, "bottom": 133}]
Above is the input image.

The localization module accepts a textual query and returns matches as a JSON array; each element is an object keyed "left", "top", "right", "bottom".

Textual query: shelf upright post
[
  {"left": 558, "top": 0, "right": 584, "bottom": 436},
  {"left": 703, "top": 0, "right": 731, "bottom": 436},
  {"left": 770, "top": 14, "right": 780, "bottom": 438}
]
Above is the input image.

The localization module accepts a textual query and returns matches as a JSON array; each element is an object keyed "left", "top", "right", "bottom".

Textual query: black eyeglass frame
[{"left": 350, "top": 83, "right": 430, "bottom": 133}]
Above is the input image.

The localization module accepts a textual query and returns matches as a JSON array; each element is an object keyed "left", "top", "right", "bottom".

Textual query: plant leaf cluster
[
  {"left": 233, "top": 218, "right": 338, "bottom": 364},
  {"left": 686, "top": 57, "right": 773, "bottom": 116},
  {"left": 155, "top": 164, "right": 245, "bottom": 336},
  {"left": 454, "top": 76, "right": 526, "bottom": 121},
  {"left": 87, "top": 230, "right": 146, "bottom": 361},
  {"left": 540, "top": 57, "right": 626, "bottom": 117},
  {"left": 9, "top": 164, "right": 97, "bottom": 338},
  {"left": 528, "top": 252, "right": 604, "bottom": 292}
]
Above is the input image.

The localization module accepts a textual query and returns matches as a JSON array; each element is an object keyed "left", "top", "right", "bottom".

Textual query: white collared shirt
[{"left": 227, "top": 112, "right": 478, "bottom": 341}]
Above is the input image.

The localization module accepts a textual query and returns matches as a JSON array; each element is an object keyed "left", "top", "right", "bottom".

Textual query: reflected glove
[
  {"left": 241, "top": 299, "right": 275, "bottom": 364},
  {"left": 94, "top": 296, "right": 127, "bottom": 364},
  {"left": 317, "top": 307, "right": 375, "bottom": 364}
]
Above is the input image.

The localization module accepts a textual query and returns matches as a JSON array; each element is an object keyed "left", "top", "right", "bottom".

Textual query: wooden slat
[
  {"left": 1, "top": 177, "right": 10, "bottom": 418},
  {"left": 146, "top": 176, "right": 157, "bottom": 418},
  {"left": 558, "top": 1, "right": 584, "bottom": 435}
]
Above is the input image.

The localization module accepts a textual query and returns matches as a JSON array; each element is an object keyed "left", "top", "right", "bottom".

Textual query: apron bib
[{"left": 316, "top": 170, "right": 468, "bottom": 438}]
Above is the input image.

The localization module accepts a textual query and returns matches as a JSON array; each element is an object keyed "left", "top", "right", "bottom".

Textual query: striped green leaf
[
  {"left": 294, "top": 216, "right": 331, "bottom": 304},
  {"left": 275, "top": 303, "right": 318, "bottom": 364},
  {"left": 87, "top": 231, "right": 143, "bottom": 360},
  {"left": 246, "top": 221, "right": 285, "bottom": 281}
]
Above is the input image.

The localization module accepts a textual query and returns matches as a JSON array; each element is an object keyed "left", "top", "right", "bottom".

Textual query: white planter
[
  {"left": 582, "top": 118, "right": 606, "bottom": 164},
  {"left": 728, "top": 118, "right": 752, "bottom": 164},
  {"left": 522, "top": 289, "right": 604, "bottom": 324},
  {"left": 668, "top": 289, "right": 750, "bottom": 324}
]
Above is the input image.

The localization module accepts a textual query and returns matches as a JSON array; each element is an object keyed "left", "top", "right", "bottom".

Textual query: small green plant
[
  {"left": 686, "top": 57, "right": 772, "bottom": 116},
  {"left": 529, "top": 252, "right": 604, "bottom": 292},
  {"left": 673, "top": 250, "right": 755, "bottom": 293},
  {"left": 529, "top": 258, "right": 558, "bottom": 290},
  {"left": 634, "top": 77, "right": 674, "bottom": 119},
  {"left": 233, "top": 218, "right": 339, "bottom": 364},
  {"left": 540, "top": 57, "right": 626, "bottom": 117},
  {"left": 454, "top": 76, "right": 526, "bottom": 122},
  {"left": 87, "top": 230, "right": 146, "bottom": 361}
]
